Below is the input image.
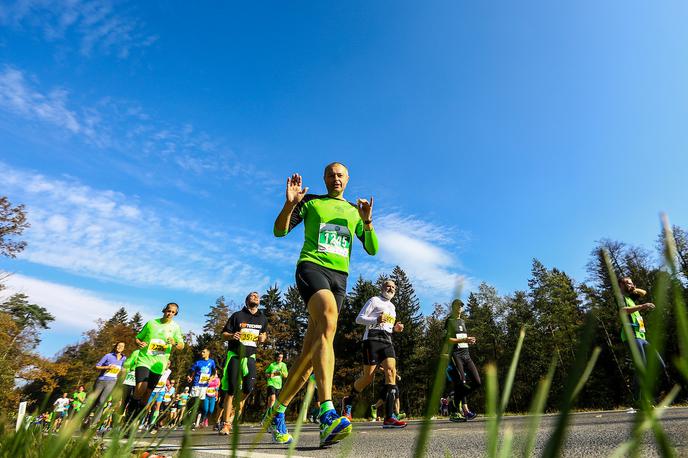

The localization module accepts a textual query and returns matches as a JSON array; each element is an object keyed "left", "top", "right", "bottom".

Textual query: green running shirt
[
  {"left": 265, "top": 361, "right": 288, "bottom": 389},
  {"left": 275, "top": 194, "right": 378, "bottom": 273},
  {"left": 621, "top": 296, "right": 646, "bottom": 341},
  {"left": 135, "top": 318, "right": 183, "bottom": 374}
]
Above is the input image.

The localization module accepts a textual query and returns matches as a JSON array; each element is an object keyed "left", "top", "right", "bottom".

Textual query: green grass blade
[
  {"left": 485, "top": 363, "right": 499, "bottom": 458},
  {"left": 661, "top": 215, "right": 688, "bottom": 381},
  {"left": 500, "top": 328, "right": 526, "bottom": 413},
  {"left": 540, "top": 316, "right": 597, "bottom": 458},
  {"left": 523, "top": 355, "right": 557, "bottom": 458},
  {"left": 413, "top": 281, "right": 463, "bottom": 458},
  {"left": 609, "top": 384, "right": 681, "bottom": 458},
  {"left": 571, "top": 347, "right": 601, "bottom": 401},
  {"left": 288, "top": 377, "right": 315, "bottom": 457},
  {"left": 497, "top": 426, "right": 513, "bottom": 458},
  {"left": 413, "top": 349, "right": 451, "bottom": 458}
]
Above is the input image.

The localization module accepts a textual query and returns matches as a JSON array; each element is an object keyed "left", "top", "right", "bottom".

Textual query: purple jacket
[{"left": 96, "top": 352, "right": 127, "bottom": 381}]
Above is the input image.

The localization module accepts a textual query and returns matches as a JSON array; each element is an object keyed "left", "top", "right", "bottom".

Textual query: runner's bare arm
[{"left": 623, "top": 302, "right": 655, "bottom": 313}]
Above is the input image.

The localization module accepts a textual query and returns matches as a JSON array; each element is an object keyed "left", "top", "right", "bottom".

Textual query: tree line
[{"left": 1, "top": 194, "right": 687, "bottom": 418}]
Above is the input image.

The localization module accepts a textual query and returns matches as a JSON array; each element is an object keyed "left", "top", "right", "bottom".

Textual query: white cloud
[
  {"left": 2, "top": 273, "right": 132, "bottom": 330},
  {"left": 0, "top": 67, "right": 81, "bottom": 133},
  {"left": 371, "top": 212, "right": 472, "bottom": 297},
  {"left": 0, "top": 0, "right": 157, "bottom": 58},
  {"left": 0, "top": 163, "right": 287, "bottom": 296},
  {"left": 1, "top": 273, "right": 203, "bottom": 342}
]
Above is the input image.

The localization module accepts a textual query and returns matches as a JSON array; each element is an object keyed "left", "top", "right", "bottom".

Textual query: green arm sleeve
[
  {"left": 356, "top": 222, "right": 378, "bottom": 256},
  {"left": 174, "top": 325, "right": 184, "bottom": 344},
  {"left": 136, "top": 322, "right": 150, "bottom": 342}
]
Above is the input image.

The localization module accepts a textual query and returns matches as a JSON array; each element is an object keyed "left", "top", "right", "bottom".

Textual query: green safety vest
[{"left": 621, "top": 296, "right": 646, "bottom": 341}]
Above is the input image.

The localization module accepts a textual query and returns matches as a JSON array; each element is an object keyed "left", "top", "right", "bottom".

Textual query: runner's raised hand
[
  {"left": 357, "top": 196, "right": 373, "bottom": 222},
  {"left": 286, "top": 173, "right": 308, "bottom": 205}
]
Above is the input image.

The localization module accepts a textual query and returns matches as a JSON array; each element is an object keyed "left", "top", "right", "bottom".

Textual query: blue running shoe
[
  {"left": 319, "top": 409, "right": 352, "bottom": 447},
  {"left": 464, "top": 410, "right": 477, "bottom": 420},
  {"left": 271, "top": 412, "right": 293, "bottom": 444}
]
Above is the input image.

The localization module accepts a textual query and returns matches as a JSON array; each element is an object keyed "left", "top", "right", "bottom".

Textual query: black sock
[{"left": 385, "top": 385, "right": 397, "bottom": 420}]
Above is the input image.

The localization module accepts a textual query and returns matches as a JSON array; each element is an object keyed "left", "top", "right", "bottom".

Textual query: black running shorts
[
  {"left": 362, "top": 339, "right": 396, "bottom": 366},
  {"left": 266, "top": 386, "right": 281, "bottom": 397},
  {"left": 135, "top": 366, "right": 163, "bottom": 389},
  {"left": 295, "top": 261, "right": 348, "bottom": 311}
]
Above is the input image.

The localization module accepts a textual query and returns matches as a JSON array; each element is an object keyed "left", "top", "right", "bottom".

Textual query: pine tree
[
  {"left": 464, "top": 283, "right": 503, "bottom": 364},
  {"left": 528, "top": 259, "right": 586, "bottom": 407},
  {"left": 334, "top": 277, "right": 377, "bottom": 401},
  {"left": 204, "top": 296, "right": 231, "bottom": 336},
  {"left": 261, "top": 285, "right": 282, "bottom": 316},
  {"left": 500, "top": 290, "right": 545, "bottom": 411},
  {"left": 128, "top": 312, "right": 144, "bottom": 333},
  {"left": 389, "top": 266, "right": 425, "bottom": 414},
  {"left": 277, "top": 285, "right": 308, "bottom": 363},
  {"left": 668, "top": 225, "right": 688, "bottom": 282},
  {"left": 106, "top": 307, "right": 129, "bottom": 326},
  {"left": 0, "top": 292, "right": 55, "bottom": 412}
]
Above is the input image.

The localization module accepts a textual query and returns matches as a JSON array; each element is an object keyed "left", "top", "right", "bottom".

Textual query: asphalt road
[{"left": 132, "top": 407, "right": 688, "bottom": 457}]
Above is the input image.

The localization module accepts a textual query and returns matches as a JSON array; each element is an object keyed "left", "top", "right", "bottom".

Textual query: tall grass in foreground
[
  {"left": 2, "top": 214, "right": 687, "bottom": 457},
  {"left": 410, "top": 214, "right": 686, "bottom": 458},
  {"left": 0, "top": 385, "right": 202, "bottom": 458},
  {"left": 604, "top": 214, "right": 687, "bottom": 458}
]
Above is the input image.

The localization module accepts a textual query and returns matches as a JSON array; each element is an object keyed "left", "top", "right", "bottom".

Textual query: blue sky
[{"left": 1, "top": 1, "right": 687, "bottom": 357}]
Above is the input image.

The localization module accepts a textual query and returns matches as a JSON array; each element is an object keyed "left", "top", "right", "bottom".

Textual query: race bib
[
  {"left": 163, "top": 392, "right": 172, "bottom": 402},
  {"left": 123, "top": 370, "right": 136, "bottom": 386},
  {"left": 239, "top": 328, "right": 260, "bottom": 347},
  {"left": 637, "top": 315, "right": 645, "bottom": 333},
  {"left": 206, "top": 387, "right": 217, "bottom": 397},
  {"left": 455, "top": 332, "right": 469, "bottom": 348},
  {"left": 105, "top": 365, "right": 121, "bottom": 377},
  {"left": 199, "top": 373, "right": 211, "bottom": 384},
  {"left": 318, "top": 223, "right": 351, "bottom": 257},
  {"left": 148, "top": 338, "right": 168, "bottom": 356},
  {"left": 380, "top": 312, "right": 395, "bottom": 325},
  {"left": 155, "top": 377, "right": 166, "bottom": 390}
]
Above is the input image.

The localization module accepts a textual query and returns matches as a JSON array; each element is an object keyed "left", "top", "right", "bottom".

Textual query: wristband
[{"left": 364, "top": 219, "right": 372, "bottom": 225}]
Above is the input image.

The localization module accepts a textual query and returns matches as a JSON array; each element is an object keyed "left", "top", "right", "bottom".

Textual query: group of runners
[{"left": 40, "top": 161, "right": 659, "bottom": 447}]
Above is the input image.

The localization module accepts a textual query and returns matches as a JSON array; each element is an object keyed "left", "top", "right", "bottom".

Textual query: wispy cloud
[
  {"left": 0, "top": 66, "right": 280, "bottom": 191},
  {"left": 2, "top": 273, "right": 136, "bottom": 330},
  {"left": 0, "top": 0, "right": 157, "bottom": 58},
  {"left": 365, "top": 212, "right": 472, "bottom": 299},
  {"left": 0, "top": 66, "right": 81, "bottom": 133},
  {"left": 1, "top": 161, "right": 471, "bottom": 319},
  {"left": 1, "top": 274, "right": 204, "bottom": 354},
  {"left": 0, "top": 163, "right": 291, "bottom": 296}
]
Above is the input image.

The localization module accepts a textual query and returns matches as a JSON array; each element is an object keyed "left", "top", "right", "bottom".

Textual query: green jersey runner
[
  {"left": 276, "top": 194, "right": 378, "bottom": 274},
  {"left": 135, "top": 318, "right": 183, "bottom": 374},
  {"left": 266, "top": 361, "right": 288, "bottom": 390},
  {"left": 267, "top": 165, "right": 378, "bottom": 447}
]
